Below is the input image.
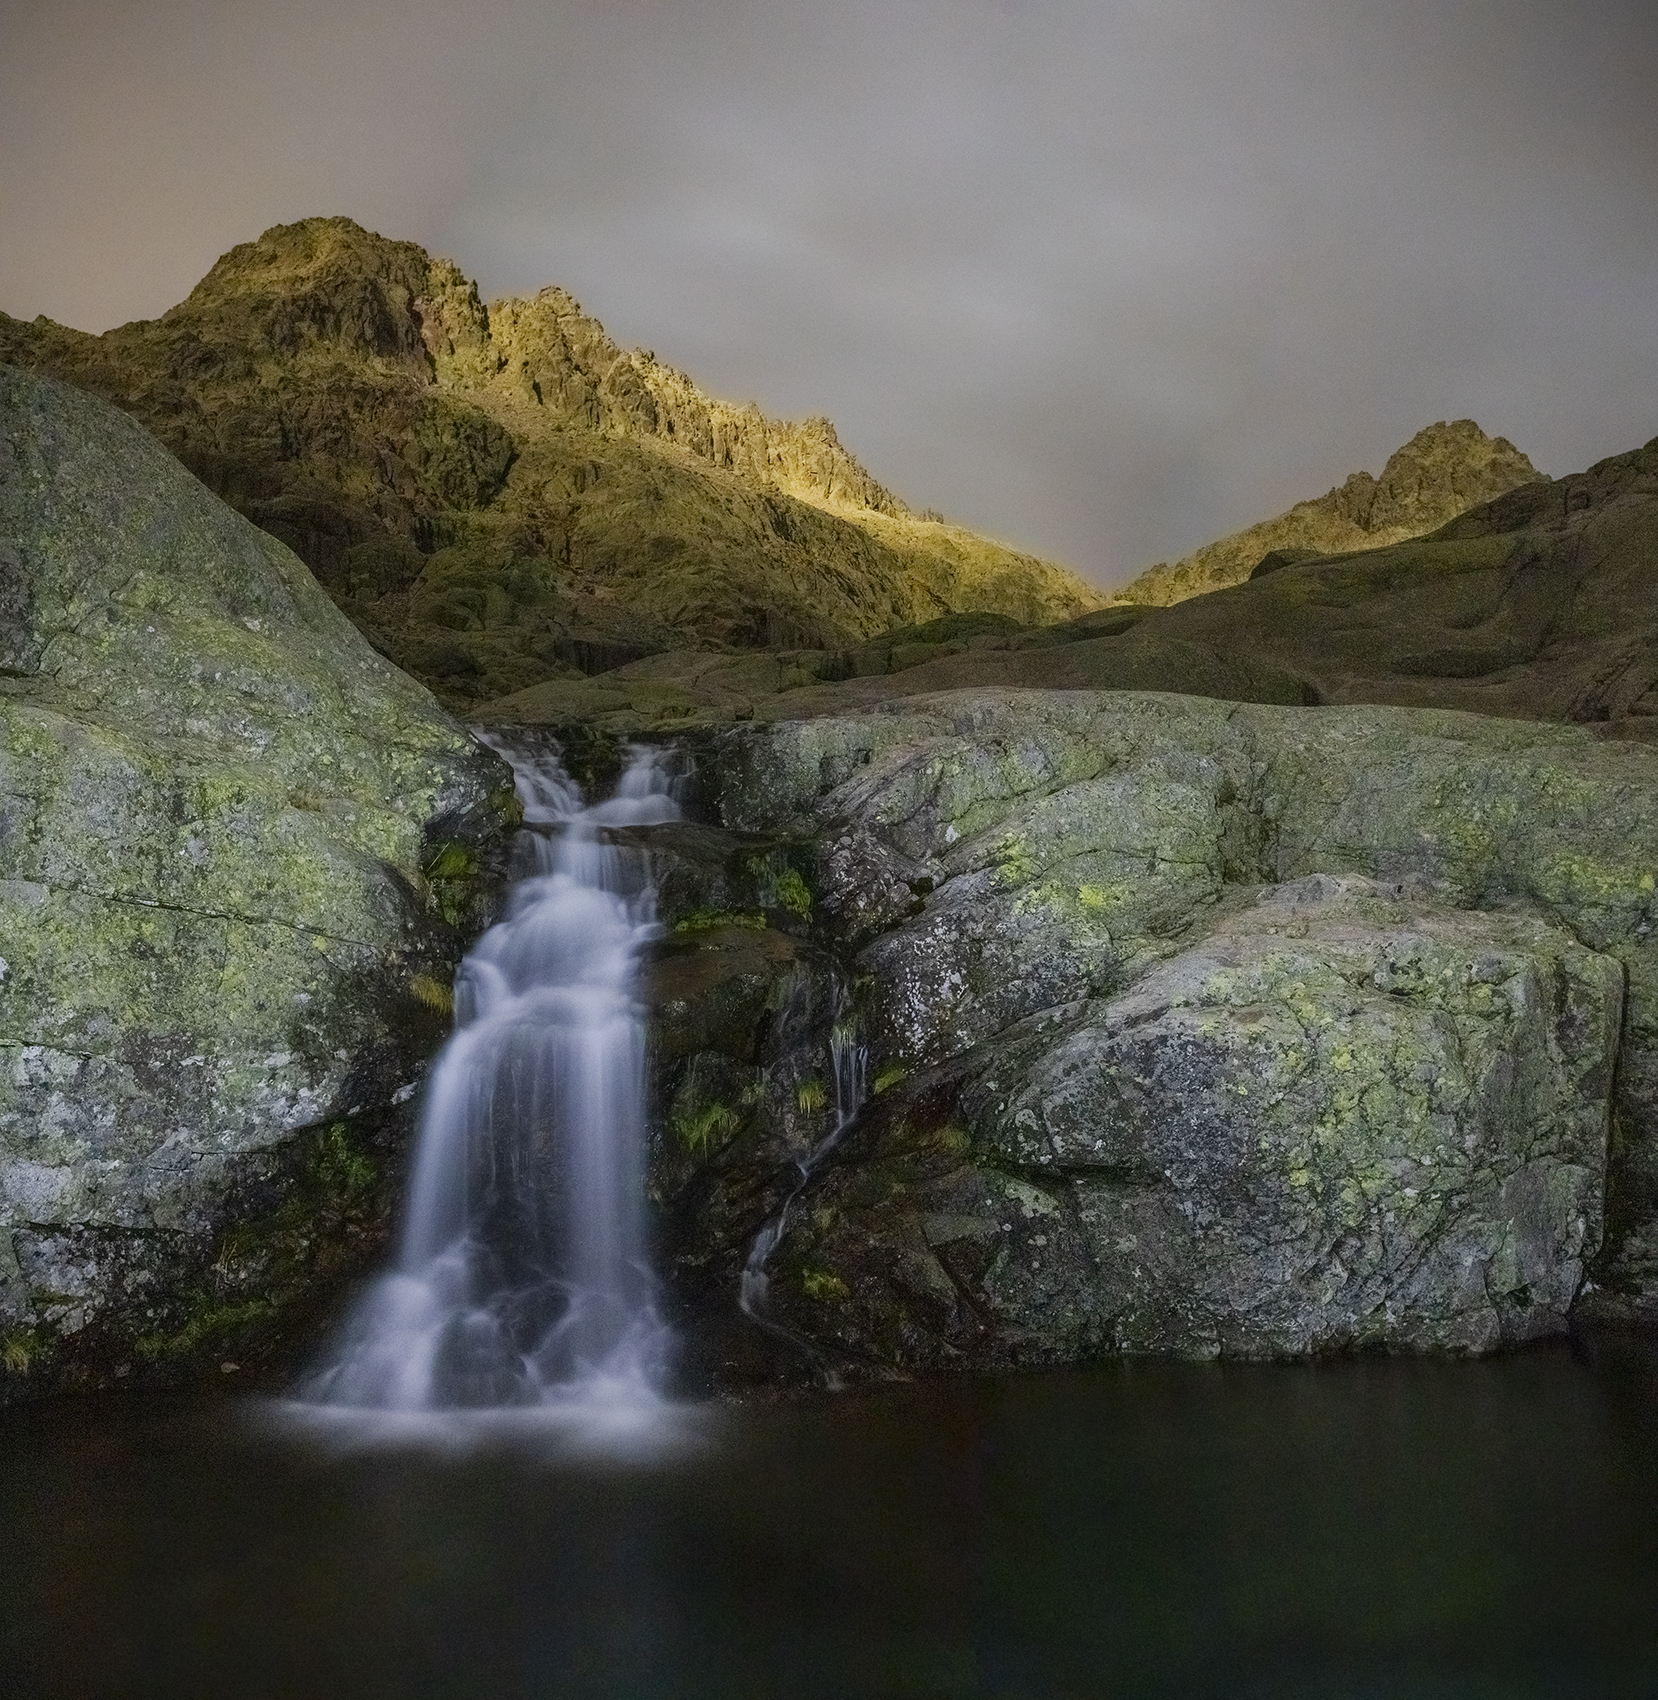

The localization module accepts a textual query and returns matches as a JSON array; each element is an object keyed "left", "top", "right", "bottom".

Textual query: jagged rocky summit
[
  {"left": 0, "top": 216, "right": 1103, "bottom": 708},
  {"left": 1115, "top": 420, "right": 1540, "bottom": 607},
  {"left": 0, "top": 365, "right": 516, "bottom": 1402}
]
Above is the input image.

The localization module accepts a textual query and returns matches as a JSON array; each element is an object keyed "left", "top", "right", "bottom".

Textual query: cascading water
[
  {"left": 740, "top": 1000, "right": 867, "bottom": 1330},
  {"left": 304, "top": 741, "right": 680, "bottom": 1420}
]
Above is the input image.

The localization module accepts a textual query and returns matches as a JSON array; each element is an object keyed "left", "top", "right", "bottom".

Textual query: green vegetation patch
[
  {"left": 673, "top": 908, "right": 768, "bottom": 935},
  {"left": 800, "top": 1269, "right": 850, "bottom": 1303},
  {"left": 774, "top": 866, "right": 813, "bottom": 917},
  {"left": 673, "top": 1100, "right": 739, "bottom": 1158}
]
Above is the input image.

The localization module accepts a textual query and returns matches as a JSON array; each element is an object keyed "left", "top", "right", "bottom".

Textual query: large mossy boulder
[
  {"left": 677, "top": 690, "right": 1658, "bottom": 1373},
  {"left": 0, "top": 366, "right": 516, "bottom": 1401}
]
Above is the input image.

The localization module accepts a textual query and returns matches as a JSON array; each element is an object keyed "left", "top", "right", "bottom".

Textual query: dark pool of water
[{"left": 4, "top": 1338, "right": 1657, "bottom": 1699}]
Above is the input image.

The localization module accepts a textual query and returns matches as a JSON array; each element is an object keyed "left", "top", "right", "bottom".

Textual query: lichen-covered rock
[
  {"left": 687, "top": 689, "right": 1658, "bottom": 1369},
  {"left": 0, "top": 365, "right": 516, "bottom": 1401},
  {"left": 777, "top": 875, "right": 1617, "bottom": 1363}
]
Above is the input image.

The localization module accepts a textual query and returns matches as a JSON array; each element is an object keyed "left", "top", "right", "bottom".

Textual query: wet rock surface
[
  {"left": 627, "top": 818, "right": 848, "bottom": 1381},
  {"left": 651, "top": 690, "right": 1658, "bottom": 1378},
  {"left": 0, "top": 366, "right": 516, "bottom": 1402}
]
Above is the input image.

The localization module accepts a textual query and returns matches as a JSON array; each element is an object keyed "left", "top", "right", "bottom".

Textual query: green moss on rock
[{"left": 692, "top": 689, "right": 1658, "bottom": 1369}]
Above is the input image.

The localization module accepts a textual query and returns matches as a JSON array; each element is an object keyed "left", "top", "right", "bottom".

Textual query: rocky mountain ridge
[
  {"left": 1116, "top": 420, "right": 1539, "bottom": 606},
  {"left": 0, "top": 217, "right": 1103, "bottom": 706}
]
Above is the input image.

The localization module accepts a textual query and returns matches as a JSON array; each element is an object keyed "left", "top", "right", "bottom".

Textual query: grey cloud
[{"left": 2, "top": 0, "right": 1655, "bottom": 586}]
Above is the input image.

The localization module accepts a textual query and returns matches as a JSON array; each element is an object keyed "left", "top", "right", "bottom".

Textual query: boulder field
[
  {"left": 637, "top": 692, "right": 1658, "bottom": 1379},
  {"left": 0, "top": 366, "right": 515, "bottom": 1403}
]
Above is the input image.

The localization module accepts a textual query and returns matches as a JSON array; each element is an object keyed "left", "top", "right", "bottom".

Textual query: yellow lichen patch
[
  {"left": 991, "top": 834, "right": 1037, "bottom": 888},
  {"left": 801, "top": 1268, "right": 850, "bottom": 1302},
  {"left": 1536, "top": 847, "right": 1653, "bottom": 910}
]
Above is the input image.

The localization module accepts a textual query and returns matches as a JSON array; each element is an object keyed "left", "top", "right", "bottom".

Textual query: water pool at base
[{"left": 4, "top": 1339, "right": 1656, "bottom": 1699}]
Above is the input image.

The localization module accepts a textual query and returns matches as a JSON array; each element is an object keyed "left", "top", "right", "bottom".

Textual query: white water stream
[
  {"left": 740, "top": 1011, "right": 866, "bottom": 1331},
  {"left": 304, "top": 742, "right": 681, "bottom": 1427}
]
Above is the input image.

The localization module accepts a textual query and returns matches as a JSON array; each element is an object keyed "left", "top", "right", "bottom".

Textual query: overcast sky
[{"left": 3, "top": 0, "right": 1656, "bottom": 587}]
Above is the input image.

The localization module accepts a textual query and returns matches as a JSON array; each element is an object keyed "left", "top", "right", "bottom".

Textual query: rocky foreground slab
[
  {"left": 640, "top": 691, "right": 1658, "bottom": 1375},
  {"left": 0, "top": 366, "right": 515, "bottom": 1401}
]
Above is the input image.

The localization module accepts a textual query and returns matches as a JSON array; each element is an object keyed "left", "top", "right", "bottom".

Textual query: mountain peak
[
  {"left": 0, "top": 217, "right": 1100, "bottom": 704},
  {"left": 1117, "top": 420, "right": 1541, "bottom": 607}
]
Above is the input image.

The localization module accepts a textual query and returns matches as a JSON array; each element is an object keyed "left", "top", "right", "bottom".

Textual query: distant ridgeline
[
  {"left": 0, "top": 216, "right": 1103, "bottom": 708},
  {"left": 8, "top": 217, "right": 1656, "bottom": 745},
  {"left": 1114, "top": 419, "right": 1541, "bottom": 607},
  {"left": 470, "top": 430, "right": 1658, "bottom": 749}
]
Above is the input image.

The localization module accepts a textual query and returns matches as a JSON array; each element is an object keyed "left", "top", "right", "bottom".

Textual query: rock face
[
  {"left": 639, "top": 690, "right": 1658, "bottom": 1376},
  {"left": 1116, "top": 421, "right": 1539, "bottom": 607},
  {"left": 0, "top": 217, "right": 1102, "bottom": 707},
  {"left": 808, "top": 874, "right": 1613, "bottom": 1359},
  {"left": 0, "top": 366, "right": 516, "bottom": 1402}
]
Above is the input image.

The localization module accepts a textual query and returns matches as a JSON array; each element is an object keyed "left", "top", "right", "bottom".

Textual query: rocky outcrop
[
  {"left": 1116, "top": 421, "right": 1539, "bottom": 607},
  {"left": 0, "top": 217, "right": 1102, "bottom": 707},
  {"left": 479, "top": 288, "right": 908, "bottom": 517},
  {"left": 0, "top": 366, "right": 516, "bottom": 1402},
  {"left": 638, "top": 691, "right": 1658, "bottom": 1377}
]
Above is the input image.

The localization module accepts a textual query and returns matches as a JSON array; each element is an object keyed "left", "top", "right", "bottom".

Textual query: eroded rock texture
[
  {"left": 654, "top": 691, "right": 1658, "bottom": 1375},
  {"left": 0, "top": 366, "right": 515, "bottom": 1400}
]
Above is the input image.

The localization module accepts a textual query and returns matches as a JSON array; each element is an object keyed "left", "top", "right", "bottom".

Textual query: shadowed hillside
[
  {"left": 0, "top": 217, "right": 1102, "bottom": 707},
  {"left": 479, "top": 435, "right": 1658, "bottom": 745}
]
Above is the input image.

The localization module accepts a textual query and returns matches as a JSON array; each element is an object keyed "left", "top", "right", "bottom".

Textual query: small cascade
[
  {"left": 305, "top": 742, "right": 681, "bottom": 1416},
  {"left": 740, "top": 993, "right": 867, "bottom": 1330}
]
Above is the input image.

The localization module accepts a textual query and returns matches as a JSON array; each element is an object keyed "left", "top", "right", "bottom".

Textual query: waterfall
[{"left": 305, "top": 742, "right": 679, "bottom": 1415}]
